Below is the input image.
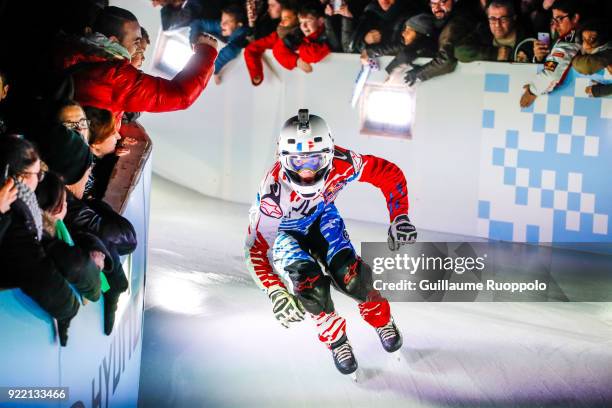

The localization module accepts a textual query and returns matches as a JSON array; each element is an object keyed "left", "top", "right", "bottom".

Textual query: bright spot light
[
  {"left": 365, "top": 90, "right": 413, "bottom": 127},
  {"left": 360, "top": 85, "right": 415, "bottom": 138},
  {"left": 160, "top": 37, "right": 193, "bottom": 74}
]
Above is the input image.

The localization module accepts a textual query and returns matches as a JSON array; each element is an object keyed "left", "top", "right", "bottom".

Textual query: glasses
[
  {"left": 430, "top": 0, "right": 449, "bottom": 5},
  {"left": 488, "top": 15, "right": 513, "bottom": 24},
  {"left": 550, "top": 14, "right": 569, "bottom": 25},
  {"left": 62, "top": 118, "right": 90, "bottom": 131},
  {"left": 20, "top": 169, "right": 46, "bottom": 182}
]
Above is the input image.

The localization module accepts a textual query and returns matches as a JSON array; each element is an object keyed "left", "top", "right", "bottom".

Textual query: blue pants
[{"left": 273, "top": 204, "right": 354, "bottom": 278}]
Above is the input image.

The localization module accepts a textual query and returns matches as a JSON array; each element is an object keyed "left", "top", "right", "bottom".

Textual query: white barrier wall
[{"left": 0, "top": 159, "right": 151, "bottom": 408}]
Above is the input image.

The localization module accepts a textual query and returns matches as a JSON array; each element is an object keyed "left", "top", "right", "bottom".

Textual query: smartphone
[
  {"left": 332, "top": 0, "right": 343, "bottom": 12},
  {"left": 537, "top": 32, "right": 550, "bottom": 46}
]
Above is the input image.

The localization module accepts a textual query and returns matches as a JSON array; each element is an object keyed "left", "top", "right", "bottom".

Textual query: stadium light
[
  {"left": 360, "top": 84, "right": 415, "bottom": 139},
  {"left": 153, "top": 28, "right": 193, "bottom": 77}
]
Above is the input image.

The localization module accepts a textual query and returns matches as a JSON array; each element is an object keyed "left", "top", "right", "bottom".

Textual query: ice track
[{"left": 138, "top": 176, "right": 612, "bottom": 408}]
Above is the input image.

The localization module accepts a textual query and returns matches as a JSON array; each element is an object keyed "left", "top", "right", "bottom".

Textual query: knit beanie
[
  {"left": 404, "top": 14, "right": 436, "bottom": 37},
  {"left": 38, "top": 124, "right": 93, "bottom": 185}
]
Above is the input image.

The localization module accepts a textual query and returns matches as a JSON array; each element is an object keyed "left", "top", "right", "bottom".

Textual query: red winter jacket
[
  {"left": 56, "top": 39, "right": 217, "bottom": 126},
  {"left": 273, "top": 26, "right": 331, "bottom": 70},
  {"left": 244, "top": 27, "right": 330, "bottom": 84},
  {"left": 243, "top": 31, "right": 281, "bottom": 85}
]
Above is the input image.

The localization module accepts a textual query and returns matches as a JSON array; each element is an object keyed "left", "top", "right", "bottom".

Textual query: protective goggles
[{"left": 287, "top": 153, "right": 327, "bottom": 173}]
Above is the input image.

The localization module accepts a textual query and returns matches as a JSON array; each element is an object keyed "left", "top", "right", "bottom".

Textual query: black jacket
[
  {"left": 348, "top": 0, "right": 421, "bottom": 52},
  {"left": 410, "top": 9, "right": 476, "bottom": 83},
  {"left": 365, "top": 35, "right": 438, "bottom": 73},
  {"left": 42, "top": 230, "right": 112, "bottom": 302},
  {"left": 0, "top": 200, "right": 79, "bottom": 321},
  {"left": 64, "top": 193, "right": 137, "bottom": 294}
]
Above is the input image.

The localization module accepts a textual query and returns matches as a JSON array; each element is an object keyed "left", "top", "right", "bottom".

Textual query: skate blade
[{"left": 348, "top": 369, "right": 360, "bottom": 382}]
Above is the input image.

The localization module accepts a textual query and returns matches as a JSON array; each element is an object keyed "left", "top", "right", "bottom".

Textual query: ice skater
[{"left": 245, "top": 109, "right": 417, "bottom": 375}]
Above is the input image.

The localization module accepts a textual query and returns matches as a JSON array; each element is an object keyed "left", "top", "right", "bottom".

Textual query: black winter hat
[
  {"left": 403, "top": 14, "right": 436, "bottom": 37},
  {"left": 38, "top": 124, "right": 93, "bottom": 185}
]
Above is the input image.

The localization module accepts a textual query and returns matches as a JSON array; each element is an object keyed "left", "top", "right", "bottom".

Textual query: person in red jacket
[
  {"left": 55, "top": 6, "right": 218, "bottom": 129},
  {"left": 244, "top": 2, "right": 331, "bottom": 86},
  {"left": 244, "top": 4, "right": 301, "bottom": 85}
]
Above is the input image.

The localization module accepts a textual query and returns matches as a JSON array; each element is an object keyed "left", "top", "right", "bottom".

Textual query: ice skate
[
  {"left": 375, "top": 317, "right": 402, "bottom": 353},
  {"left": 330, "top": 335, "right": 358, "bottom": 375}
]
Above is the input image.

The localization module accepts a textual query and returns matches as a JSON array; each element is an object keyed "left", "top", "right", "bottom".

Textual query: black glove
[
  {"left": 404, "top": 69, "right": 420, "bottom": 86},
  {"left": 57, "top": 318, "right": 71, "bottom": 347}
]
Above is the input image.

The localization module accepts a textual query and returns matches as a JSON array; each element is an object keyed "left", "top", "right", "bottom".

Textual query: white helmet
[{"left": 278, "top": 109, "right": 334, "bottom": 199}]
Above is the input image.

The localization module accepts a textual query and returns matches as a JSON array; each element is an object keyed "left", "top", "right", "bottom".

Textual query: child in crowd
[
  {"left": 360, "top": 13, "right": 437, "bottom": 78},
  {"left": 244, "top": 3, "right": 301, "bottom": 85},
  {"left": 190, "top": 4, "right": 250, "bottom": 84}
]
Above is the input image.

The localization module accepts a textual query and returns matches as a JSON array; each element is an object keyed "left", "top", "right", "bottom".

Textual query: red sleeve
[
  {"left": 298, "top": 41, "right": 330, "bottom": 64},
  {"left": 244, "top": 33, "right": 278, "bottom": 84},
  {"left": 272, "top": 40, "right": 299, "bottom": 70},
  {"left": 358, "top": 155, "right": 409, "bottom": 222},
  {"left": 112, "top": 43, "right": 217, "bottom": 113}
]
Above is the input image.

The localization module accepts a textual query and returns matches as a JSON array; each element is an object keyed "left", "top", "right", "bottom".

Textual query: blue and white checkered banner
[{"left": 477, "top": 68, "right": 612, "bottom": 245}]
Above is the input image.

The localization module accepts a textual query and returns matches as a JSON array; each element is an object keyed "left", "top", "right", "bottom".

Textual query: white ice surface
[{"left": 139, "top": 175, "right": 612, "bottom": 408}]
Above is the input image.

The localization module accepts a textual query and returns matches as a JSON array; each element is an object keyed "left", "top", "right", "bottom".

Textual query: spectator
[
  {"left": 54, "top": 6, "right": 218, "bottom": 129},
  {"left": 244, "top": 3, "right": 301, "bottom": 85},
  {"left": 455, "top": 0, "right": 534, "bottom": 63},
  {"left": 131, "top": 27, "right": 151, "bottom": 70},
  {"left": 56, "top": 100, "right": 90, "bottom": 143},
  {"left": 82, "top": 106, "right": 130, "bottom": 200},
  {"left": 247, "top": 0, "right": 283, "bottom": 40},
  {"left": 38, "top": 128, "right": 137, "bottom": 335},
  {"left": 0, "top": 135, "right": 80, "bottom": 341},
  {"left": 348, "top": 0, "right": 421, "bottom": 53},
  {"left": 573, "top": 21, "right": 612, "bottom": 98},
  {"left": 520, "top": 0, "right": 581, "bottom": 108},
  {"left": 190, "top": 4, "right": 250, "bottom": 85},
  {"left": 573, "top": 20, "right": 612, "bottom": 75},
  {"left": 273, "top": 3, "right": 331, "bottom": 74},
  {"left": 84, "top": 107, "right": 129, "bottom": 158},
  {"left": 361, "top": 13, "right": 437, "bottom": 75},
  {"left": 403, "top": 0, "right": 476, "bottom": 86},
  {"left": 154, "top": 0, "right": 224, "bottom": 31},
  {"left": 36, "top": 171, "right": 112, "bottom": 345},
  {"left": 323, "top": 0, "right": 357, "bottom": 53}
]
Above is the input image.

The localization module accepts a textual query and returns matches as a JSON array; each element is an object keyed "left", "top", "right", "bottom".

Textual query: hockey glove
[
  {"left": 388, "top": 214, "right": 417, "bottom": 251},
  {"left": 268, "top": 287, "right": 305, "bottom": 328}
]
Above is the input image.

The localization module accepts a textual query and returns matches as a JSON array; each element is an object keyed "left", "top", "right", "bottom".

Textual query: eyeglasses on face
[
  {"left": 550, "top": 14, "right": 569, "bottom": 25},
  {"left": 430, "top": 0, "right": 449, "bottom": 5},
  {"left": 62, "top": 118, "right": 91, "bottom": 131},
  {"left": 488, "top": 15, "right": 513, "bottom": 24},
  {"left": 20, "top": 169, "right": 46, "bottom": 182}
]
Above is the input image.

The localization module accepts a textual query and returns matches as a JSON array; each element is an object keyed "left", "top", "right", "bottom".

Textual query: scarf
[
  {"left": 14, "top": 178, "right": 43, "bottom": 240},
  {"left": 81, "top": 32, "right": 132, "bottom": 61}
]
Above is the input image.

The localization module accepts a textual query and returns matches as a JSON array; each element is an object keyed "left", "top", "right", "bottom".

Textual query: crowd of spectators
[
  {"left": 157, "top": 0, "right": 611, "bottom": 101},
  {"left": 0, "top": 0, "right": 610, "bottom": 348},
  {"left": 0, "top": 2, "right": 219, "bottom": 346}
]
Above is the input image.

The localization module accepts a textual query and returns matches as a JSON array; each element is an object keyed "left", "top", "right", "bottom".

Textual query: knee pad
[
  {"left": 329, "top": 250, "right": 375, "bottom": 302},
  {"left": 285, "top": 260, "right": 334, "bottom": 315}
]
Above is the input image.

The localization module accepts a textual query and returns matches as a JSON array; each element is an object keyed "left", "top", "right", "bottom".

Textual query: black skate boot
[
  {"left": 330, "top": 335, "right": 358, "bottom": 375},
  {"left": 375, "top": 317, "right": 402, "bottom": 352}
]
